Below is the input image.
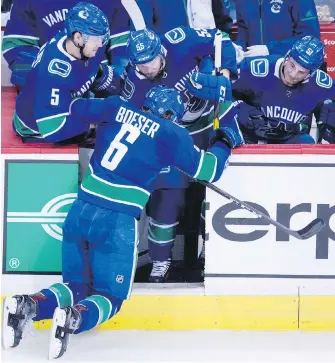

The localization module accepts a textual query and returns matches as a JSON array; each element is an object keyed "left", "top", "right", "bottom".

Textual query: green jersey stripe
[
  {"left": 194, "top": 151, "right": 217, "bottom": 182},
  {"left": 110, "top": 32, "right": 130, "bottom": 49},
  {"left": 36, "top": 114, "right": 68, "bottom": 137},
  {"left": 110, "top": 30, "right": 130, "bottom": 39},
  {"left": 2, "top": 36, "right": 39, "bottom": 53},
  {"left": 81, "top": 166, "right": 150, "bottom": 209},
  {"left": 13, "top": 111, "right": 42, "bottom": 137}
]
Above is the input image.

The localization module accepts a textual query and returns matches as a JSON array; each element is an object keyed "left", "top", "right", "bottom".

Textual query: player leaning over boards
[
  {"left": 228, "top": 36, "right": 335, "bottom": 144},
  {"left": 2, "top": 85, "right": 244, "bottom": 359},
  {"left": 2, "top": 0, "right": 130, "bottom": 88},
  {"left": 118, "top": 27, "right": 237, "bottom": 282},
  {"left": 12, "top": 2, "right": 123, "bottom": 143}
]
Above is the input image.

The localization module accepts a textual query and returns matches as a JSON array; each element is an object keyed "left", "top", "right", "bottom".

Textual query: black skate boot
[
  {"left": 149, "top": 258, "right": 172, "bottom": 283},
  {"left": 48, "top": 305, "right": 82, "bottom": 360},
  {"left": 2, "top": 295, "right": 37, "bottom": 349}
]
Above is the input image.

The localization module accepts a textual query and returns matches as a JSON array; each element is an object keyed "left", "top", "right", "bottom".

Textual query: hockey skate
[
  {"left": 149, "top": 258, "right": 172, "bottom": 283},
  {"left": 48, "top": 306, "right": 82, "bottom": 360},
  {"left": 2, "top": 295, "right": 37, "bottom": 349}
]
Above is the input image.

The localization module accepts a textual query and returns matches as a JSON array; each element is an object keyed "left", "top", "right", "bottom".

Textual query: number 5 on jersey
[
  {"left": 101, "top": 124, "right": 141, "bottom": 171},
  {"left": 50, "top": 88, "right": 60, "bottom": 105}
]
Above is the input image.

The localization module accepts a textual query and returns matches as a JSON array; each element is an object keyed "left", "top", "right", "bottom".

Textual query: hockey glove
[
  {"left": 317, "top": 101, "right": 335, "bottom": 143},
  {"left": 91, "top": 63, "right": 124, "bottom": 96},
  {"left": 265, "top": 120, "right": 308, "bottom": 139},
  {"left": 210, "top": 114, "right": 244, "bottom": 149},
  {"left": 186, "top": 72, "right": 232, "bottom": 103}
]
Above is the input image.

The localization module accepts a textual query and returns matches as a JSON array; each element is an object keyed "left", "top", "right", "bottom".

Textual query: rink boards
[{"left": 1, "top": 87, "right": 335, "bottom": 331}]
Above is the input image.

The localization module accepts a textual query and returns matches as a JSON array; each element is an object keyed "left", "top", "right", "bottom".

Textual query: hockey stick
[
  {"left": 176, "top": 169, "right": 325, "bottom": 240},
  {"left": 213, "top": 30, "right": 222, "bottom": 130},
  {"left": 121, "top": 0, "right": 146, "bottom": 30}
]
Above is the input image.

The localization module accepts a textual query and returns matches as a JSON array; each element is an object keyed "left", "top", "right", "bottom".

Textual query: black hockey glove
[
  {"left": 265, "top": 120, "right": 308, "bottom": 139},
  {"left": 317, "top": 101, "right": 335, "bottom": 143},
  {"left": 243, "top": 109, "right": 308, "bottom": 141}
]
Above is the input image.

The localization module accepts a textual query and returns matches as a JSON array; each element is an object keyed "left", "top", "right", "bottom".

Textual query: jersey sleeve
[
  {"left": 267, "top": 0, "right": 320, "bottom": 55},
  {"left": 164, "top": 26, "right": 238, "bottom": 77},
  {"left": 2, "top": 0, "right": 40, "bottom": 84},
  {"left": 163, "top": 124, "right": 231, "bottom": 183}
]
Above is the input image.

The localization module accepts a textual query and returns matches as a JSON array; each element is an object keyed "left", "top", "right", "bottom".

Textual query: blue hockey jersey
[
  {"left": 232, "top": 56, "right": 335, "bottom": 125},
  {"left": 14, "top": 31, "right": 111, "bottom": 142},
  {"left": 120, "top": 26, "right": 237, "bottom": 189},
  {"left": 122, "top": 26, "right": 237, "bottom": 127},
  {"left": 235, "top": 0, "right": 320, "bottom": 55},
  {"left": 122, "top": 27, "right": 237, "bottom": 188},
  {"left": 78, "top": 97, "right": 231, "bottom": 218},
  {"left": 2, "top": 0, "right": 130, "bottom": 86}
]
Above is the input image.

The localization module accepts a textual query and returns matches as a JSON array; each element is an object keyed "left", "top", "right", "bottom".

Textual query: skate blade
[
  {"left": 2, "top": 297, "right": 18, "bottom": 349},
  {"left": 48, "top": 307, "right": 66, "bottom": 360}
]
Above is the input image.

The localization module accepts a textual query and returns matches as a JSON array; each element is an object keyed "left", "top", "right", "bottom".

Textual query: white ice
[{"left": 1, "top": 330, "right": 335, "bottom": 363}]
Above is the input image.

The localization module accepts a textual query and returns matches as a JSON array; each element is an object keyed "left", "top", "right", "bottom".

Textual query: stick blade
[{"left": 295, "top": 218, "right": 325, "bottom": 240}]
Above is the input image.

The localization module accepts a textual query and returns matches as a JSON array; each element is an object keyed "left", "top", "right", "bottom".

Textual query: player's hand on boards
[{"left": 186, "top": 72, "right": 232, "bottom": 103}]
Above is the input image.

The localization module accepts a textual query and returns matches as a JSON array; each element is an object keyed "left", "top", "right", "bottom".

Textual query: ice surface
[{"left": 2, "top": 330, "right": 335, "bottom": 362}]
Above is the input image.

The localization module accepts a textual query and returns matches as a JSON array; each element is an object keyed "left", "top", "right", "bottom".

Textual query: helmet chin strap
[{"left": 70, "top": 35, "right": 89, "bottom": 62}]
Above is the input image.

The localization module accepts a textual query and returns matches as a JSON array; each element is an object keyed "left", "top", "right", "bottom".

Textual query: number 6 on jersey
[{"left": 101, "top": 124, "right": 141, "bottom": 171}]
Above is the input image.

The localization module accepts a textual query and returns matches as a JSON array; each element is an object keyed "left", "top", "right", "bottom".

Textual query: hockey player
[
  {"left": 120, "top": 27, "right": 237, "bottom": 282},
  {"left": 2, "top": 85, "right": 244, "bottom": 359},
  {"left": 13, "top": 2, "right": 124, "bottom": 143},
  {"left": 196, "top": 35, "right": 335, "bottom": 144},
  {"left": 2, "top": 0, "right": 130, "bottom": 88}
]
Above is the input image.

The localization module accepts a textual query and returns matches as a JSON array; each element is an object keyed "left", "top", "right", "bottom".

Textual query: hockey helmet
[
  {"left": 286, "top": 36, "right": 325, "bottom": 75},
  {"left": 127, "top": 28, "right": 163, "bottom": 65},
  {"left": 65, "top": 2, "right": 110, "bottom": 46},
  {"left": 143, "top": 85, "right": 184, "bottom": 124}
]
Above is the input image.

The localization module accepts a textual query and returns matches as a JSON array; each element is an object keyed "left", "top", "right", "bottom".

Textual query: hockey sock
[
  {"left": 148, "top": 217, "right": 178, "bottom": 261},
  {"left": 32, "top": 283, "right": 74, "bottom": 321},
  {"left": 73, "top": 294, "right": 123, "bottom": 333}
]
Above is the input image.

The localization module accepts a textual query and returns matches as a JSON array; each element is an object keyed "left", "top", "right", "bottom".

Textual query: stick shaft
[{"left": 121, "top": 0, "right": 146, "bottom": 30}]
